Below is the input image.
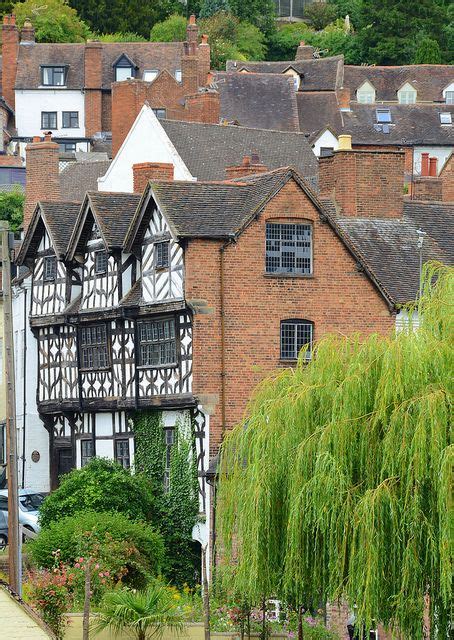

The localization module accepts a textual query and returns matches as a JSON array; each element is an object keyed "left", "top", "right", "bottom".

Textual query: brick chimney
[
  {"left": 420, "top": 152, "right": 430, "bottom": 177},
  {"left": 24, "top": 133, "right": 61, "bottom": 230},
  {"left": 198, "top": 33, "right": 211, "bottom": 87},
  {"left": 429, "top": 157, "right": 438, "bottom": 177},
  {"left": 184, "top": 90, "right": 220, "bottom": 124},
  {"left": 84, "top": 41, "right": 103, "bottom": 138},
  {"left": 337, "top": 88, "right": 351, "bottom": 111},
  {"left": 182, "top": 41, "right": 199, "bottom": 95},
  {"left": 186, "top": 14, "right": 198, "bottom": 46},
  {"left": 20, "top": 17, "right": 35, "bottom": 43},
  {"left": 295, "top": 41, "right": 314, "bottom": 61},
  {"left": 111, "top": 81, "right": 150, "bottom": 157},
  {"left": 319, "top": 136, "right": 405, "bottom": 218},
  {"left": 2, "top": 14, "right": 19, "bottom": 110},
  {"left": 133, "top": 162, "right": 174, "bottom": 192},
  {"left": 225, "top": 155, "right": 268, "bottom": 180}
]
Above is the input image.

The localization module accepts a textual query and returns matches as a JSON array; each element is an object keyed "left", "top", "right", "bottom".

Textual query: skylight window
[
  {"left": 440, "top": 112, "right": 452, "bottom": 124},
  {"left": 376, "top": 109, "right": 391, "bottom": 124}
]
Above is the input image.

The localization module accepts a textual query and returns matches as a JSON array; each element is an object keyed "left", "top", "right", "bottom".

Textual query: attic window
[
  {"left": 94, "top": 250, "right": 108, "bottom": 274},
  {"left": 114, "top": 55, "right": 136, "bottom": 81},
  {"left": 357, "top": 81, "right": 375, "bottom": 104},
  {"left": 41, "top": 66, "right": 67, "bottom": 87},
  {"left": 440, "top": 112, "right": 452, "bottom": 125},
  {"left": 43, "top": 256, "right": 57, "bottom": 282},
  {"left": 143, "top": 70, "right": 158, "bottom": 82},
  {"left": 376, "top": 108, "right": 391, "bottom": 124},
  {"left": 445, "top": 91, "right": 454, "bottom": 104},
  {"left": 398, "top": 83, "right": 417, "bottom": 104}
]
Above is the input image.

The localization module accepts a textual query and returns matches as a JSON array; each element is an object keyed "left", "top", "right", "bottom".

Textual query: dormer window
[
  {"left": 43, "top": 256, "right": 57, "bottom": 282},
  {"left": 113, "top": 54, "right": 136, "bottom": 82},
  {"left": 443, "top": 82, "right": 454, "bottom": 104},
  {"left": 41, "top": 66, "right": 67, "bottom": 87},
  {"left": 376, "top": 108, "right": 391, "bottom": 123},
  {"left": 398, "top": 82, "right": 417, "bottom": 104},
  {"left": 284, "top": 68, "right": 301, "bottom": 91},
  {"left": 357, "top": 81, "right": 375, "bottom": 104},
  {"left": 143, "top": 70, "right": 158, "bottom": 82}
]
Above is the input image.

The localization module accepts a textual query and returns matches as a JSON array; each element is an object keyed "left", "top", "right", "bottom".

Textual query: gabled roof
[
  {"left": 60, "top": 160, "right": 112, "bottom": 201},
  {"left": 112, "top": 53, "right": 137, "bottom": 69},
  {"left": 16, "top": 201, "right": 81, "bottom": 265},
  {"left": 66, "top": 192, "right": 140, "bottom": 259}
]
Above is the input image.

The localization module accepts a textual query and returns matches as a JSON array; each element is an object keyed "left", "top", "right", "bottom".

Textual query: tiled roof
[
  {"left": 84, "top": 192, "right": 141, "bottom": 249},
  {"left": 344, "top": 65, "right": 454, "bottom": 102},
  {"left": 296, "top": 92, "right": 342, "bottom": 137},
  {"left": 341, "top": 104, "right": 454, "bottom": 146},
  {"left": 60, "top": 160, "right": 112, "bottom": 201},
  {"left": 226, "top": 56, "right": 344, "bottom": 92},
  {"left": 214, "top": 72, "right": 300, "bottom": 132},
  {"left": 161, "top": 119, "right": 318, "bottom": 183}
]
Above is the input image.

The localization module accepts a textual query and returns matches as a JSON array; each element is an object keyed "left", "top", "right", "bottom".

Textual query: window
[
  {"left": 320, "top": 147, "right": 334, "bottom": 157},
  {"left": 155, "top": 241, "right": 169, "bottom": 269},
  {"left": 41, "top": 111, "right": 57, "bottom": 129},
  {"left": 175, "top": 69, "right": 182, "bottom": 83},
  {"left": 280, "top": 320, "right": 313, "bottom": 361},
  {"left": 43, "top": 256, "right": 57, "bottom": 281},
  {"left": 41, "top": 66, "right": 66, "bottom": 86},
  {"left": 265, "top": 222, "right": 312, "bottom": 275},
  {"left": 357, "top": 81, "right": 375, "bottom": 104},
  {"left": 164, "top": 427, "right": 175, "bottom": 492},
  {"left": 62, "top": 111, "right": 79, "bottom": 128},
  {"left": 152, "top": 108, "right": 166, "bottom": 120},
  {"left": 143, "top": 70, "right": 158, "bottom": 82},
  {"left": 376, "top": 109, "right": 391, "bottom": 123},
  {"left": 138, "top": 318, "right": 177, "bottom": 368},
  {"left": 398, "top": 83, "right": 417, "bottom": 104},
  {"left": 59, "top": 142, "right": 76, "bottom": 153},
  {"left": 445, "top": 91, "right": 454, "bottom": 104},
  {"left": 115, "top": 440, "right": 130, "bottom": 469},
  {"left": 94, "top": 250, "right": 108, "bottom": 274},
  {"left": 440, "top": 112, "right": 452, "bottom": 124},
  {"left": 80, "top": 324, "right": 109, "bottom": 370},
  {"left": 81, "top": 439, "right": 94, "bottom": 467}
]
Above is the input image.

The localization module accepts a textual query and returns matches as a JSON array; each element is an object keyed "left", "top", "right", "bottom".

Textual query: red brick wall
[
  {"left": 84, "top": 41, "right": 103, "bottom": 137},
  {"left": 440, "top": 153, "right": 454, "bottom": 202},
  {"left": 133, "top": 162, "right": 174, "bottom": 192},
  {"left": 326, "top": 603, "right": 395, "bottom": 640},
  {"left": 24, "top": 135, "right": 60, "bottom": 230},
  {"left": 1, "top": 15, "right": 19, "bottom": 110},
  {"left": 187, "top": 178, "right": 394, "bottom": 452},
  {"left": 101, "top": 91, "right": 112, "bottom": 133},
  {"left": 413, "top": 176, "right": 443, "bottom": 201},
  {"left": 319, "top": 149, "right": 405, "bottom": 218}
]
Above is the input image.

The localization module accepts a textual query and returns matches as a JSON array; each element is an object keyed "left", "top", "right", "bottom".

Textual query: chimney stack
[
  {"left": 2, "top": 14, "right": 19, "bottom": 110},
  {"left": 429, "top": 157, "right": 438, "bottom": 177},
  {"left": 25, "top": 133, "right": 61, "bottom": 230},
  {"left": 225, "top": 155, "right": 268, "bottom": 180},
  {"left": 420, "top": 152, "right": 430, "bottom": 177},
  {"left": 84, "top": 41, "right": 103, "bottom": 138},
  {"left": 182, "top": 41, "right": 199, "bottom": 94},
  {"left": 295, "top": 41, "right": 315, "bottom": 61},
  {"left": 198, "top": 33, "right": 211, "bottom": 87},
  {"left": 337, "top": 88, "right": 351, "bottom": 111},
  {"left": 133, "top": 162, "right": 174, "bottom": 192},
  {"left": 186, "top": 14, "right": 198, "bottom": 45},
  {"left": 319, "top": 143, "right": 405, "bottom": 218},
  {"left": 20, "top": 17, "right": 35, "bottom": 43}
]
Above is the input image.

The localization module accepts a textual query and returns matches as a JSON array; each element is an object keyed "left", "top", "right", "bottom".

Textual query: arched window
[{"left": 280, "top": 319, "right": 314, "bottom": 361}]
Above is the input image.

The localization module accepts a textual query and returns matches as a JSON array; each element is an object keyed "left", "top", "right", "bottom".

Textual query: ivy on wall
[{"left": 133, "top": 409, "right": 200, "bottom": 586}]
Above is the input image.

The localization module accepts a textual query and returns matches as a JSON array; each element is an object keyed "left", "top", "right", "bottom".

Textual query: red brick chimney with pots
[
  {"left": 183, "top": 91, "right": 220, "bottom": 125},
  {"left": 319, "top": 140, "right": 405, "bottom": 218},
  {"left": 198, "top": 34, "right": 211, "bottom": 86},
  {"left": 182, "top": 41, "right": 199, "bottom": 95},
  {"left": 2, "top": 14, "right": 19, "bottom": 110},
  {"left": 295, "top": 41, "right": 315, "bottom": 61},
  {"left": 133, "top": 162, "right": 174, "bottom": 192},
  {"left": 84, "top": 41, "right": 103, "bottom": 138},
  {"left": 225, "top": 155, "right": 269, "bottom": 180},
  {"left": 337, "top": 87, "right": 351, "bottom": 110},
  {"left": 420, "top": 152, "right": 430, "bottom": 177},
  {"left": 186, "top": 14, "right": 198, "bottom": 45},
  {"left": 429, "top": 157, "right": 438, "bottom": 177},
  {"left": 20, "top": 17, "right": 35, "bottom": 43},
  {"left": 24, "top": 133, "right": 61, "bottom": 230}
]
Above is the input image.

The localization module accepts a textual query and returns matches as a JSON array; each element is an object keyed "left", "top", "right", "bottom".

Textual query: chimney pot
[
  {"left": 225, "top": 156, "right": 268, "bottom": 180},
  {"left": 32, "top": 135, "right": 41, "bottom": 143},
  {"left": 201, "top": 34, "right": 208, "bottom": 45},
  {"left": 338, "top": 134, "right": 352, "bottom": 151},
  {"left": 421, "top": 152, "right": 430, "bottom": 177},
  {"left": 251, "top": 153, "right": 260, "bottom": 164},
  {"left": 242, "top": 156, "right": 251, "bottom": 167},
  {"left": 429, "top": 157, "right": 438, "bottom": 177},
  {"left": 189, "top": 14, "right": 196, "bottom": 25},
  {"left": 44, "top": 131, "right": 53, "bottom": 142},
  {"left": 133, "top": 162, "right": 174, "bottom": 193}
]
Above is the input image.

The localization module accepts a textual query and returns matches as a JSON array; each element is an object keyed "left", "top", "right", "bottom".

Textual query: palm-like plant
[{"left": 93, "top": 582, "right": 186, "bottom": 640}]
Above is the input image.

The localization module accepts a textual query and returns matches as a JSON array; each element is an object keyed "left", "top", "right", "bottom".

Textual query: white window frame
[
  {"left": 398, "top": 83, "right": 417, "bottom": 104},
  {"left": 356, "top": 81, "right": 376, "bottom": 104},
  {"left": 143, "top": 69, "right": 158, "bottom": 82}
]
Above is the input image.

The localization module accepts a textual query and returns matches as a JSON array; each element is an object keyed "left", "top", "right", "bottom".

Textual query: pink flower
[
  {"left": 95, "top": 564, "right": 100, "bottom": 570},
  {"left": 75, "top": 563, "right": 80, "bottom": 569}
]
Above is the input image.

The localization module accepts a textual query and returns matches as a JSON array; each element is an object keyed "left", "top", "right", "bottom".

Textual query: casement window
[
  {"left": 115, "top": 440, "right": 130, "bottom": 469},
  {"left": 62, "top": 111, "right": 79, "bottom": 128},
  {"left": 138, "top": 318, "right": 177, "bottom": 368},
  {"left": 265, "top": 222, "right": 312, "bottom": 275},
  {"left": 445, "top": 91, "right": 454, "bottom": 104},
  {"left": 164, "top": 427, "right": 175, "bottom": 492},
  {"left": 320, "top": 147, "right": 334, "bottom": 157},
  {"left": 43, "top": 256, "right": 57, "bottom": 282},
  {"left": 94, "top": 250, "right": 108, "bottom": 274},
  {"left": 59, "top": 142, "right": 76, "bottom": 153},
  {"left": 280, "top": 319, "right": 313, "bottom": 361},
  {"left": 175, "top": 70, "right": 182, "bottom": 83},
  {"left": 143, "top": 70, "right": 158, "bottom": 82},
  {"left": 357, "top": 91, "right": 374, "bottom": 103},
  {"left": 376, "top": 108, "right": 392, "bottom": 123},
  {"left": 155, "top": 241, "right": 169, "bottom": 269},
  {"left": 152, "top": 108, "right": 166, "bottom": 120},
  {"left": 80, "top": 324, "right": 109, "bottom": 370},
  {"left": 41, "top": 66, "right": 67, "bottom": 86},
  {"left": 80, "top": 439, "right": 94, "bottom": 467},
  {"left": 41, "top": 111, "right": 57, "bottom": 129}
]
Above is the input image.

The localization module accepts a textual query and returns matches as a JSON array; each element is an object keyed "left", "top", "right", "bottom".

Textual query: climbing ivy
[{"left": 133, "top": 409, "right": 200, "bottom": 586}]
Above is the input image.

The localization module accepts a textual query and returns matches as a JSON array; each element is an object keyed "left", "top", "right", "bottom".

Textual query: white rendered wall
[
  {"left": 414, "top": 146, "right": 453, "bottom": 176},
  {"left": 15, "top": 89, "right": 86, "bottom": 139},
  {"left": 312, "top": 130, "right": 339, "bottom": 158}
]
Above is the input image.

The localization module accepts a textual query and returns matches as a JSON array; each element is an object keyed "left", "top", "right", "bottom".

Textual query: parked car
[{"left": 0, "top": 489, "right": 45, "bottom": 546}]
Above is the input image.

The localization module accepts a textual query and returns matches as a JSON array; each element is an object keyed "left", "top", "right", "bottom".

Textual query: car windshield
[{"left": 19, "top": 494, "right": 45, "bottom": 512}]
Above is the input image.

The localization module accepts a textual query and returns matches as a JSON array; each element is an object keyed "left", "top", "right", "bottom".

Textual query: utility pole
[{"left": 1, "top": 221, "right": 20, "bottom": 594}]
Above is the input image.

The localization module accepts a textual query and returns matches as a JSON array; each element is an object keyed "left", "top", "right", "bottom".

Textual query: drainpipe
[
  {"left": 219, "top": 236, "right": 234, "bottom": 441},
  {"left": 19, "top": 282, "right": 27, "bottom": 488}
]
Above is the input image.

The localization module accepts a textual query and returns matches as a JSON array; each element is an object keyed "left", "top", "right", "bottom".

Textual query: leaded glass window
[
  {"left": 155, "top": 241, "right": 169, "bottom": 269},
  {"left": 115, "top": 440, "right": 130, "bottom": 469},
  {"left": 138, "top": 318, "right": 176, "bottom": 367},
  {"left": 81, "top": 439, "right": 94, "bottom": 467},
  {"left": 266, "top": 223, "right": 312, "bottom": 274},
  {"left": 280, "top": 319, "right": 313, "bottom": 360},
  {"left": 80, "top": 324, "right": 109, "bottom": 370},
  {"left": 43, "top": 256, "right": 57, "bottom": 281},
  {"left": 94, "top": 250, "right": 108, "bottom": 274}
]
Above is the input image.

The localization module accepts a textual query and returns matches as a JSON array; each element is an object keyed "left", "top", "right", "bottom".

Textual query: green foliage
[
  {"left": 97, "top": 32, "right": 147, "bottom": 42},
  {"left": 412, "top": 35, "right": 443, "bottom": 64},
  {"left": 199, "top": 0, "right": 231, "bottom": 19},
  {"left": 93, "top": 582, "right": 186, "bottom": 640},
  {"left": 217, "top": 263, "right": 453, "bottom": 639},
  {"left": 13, "top": 0, "right": 91, "bottom": 42},
  {"left": 38, "top": 457, "right": 155, "bottom": 528},
  {"left": 0, "top": 188, "right": 24, "bottom": 232},
  {"left": 0, "top": 1, "right": 15, "bottom": 18},
  {"left": 134, "top": 410, "right": 200, "bottom": 586},
  {"left": 27, "top": 564, "right": 71, "bottom": 639},
  {"left": 229, "top": 0, "right": 276, "bottom": 36},
  {"left": 150, "top": 13, "right": 187, "bottom": 43},
  {"left": 328, "top": 0, "right": 362, "bottom": 26},
  {"left": 304, "top": 2, "right": 338, "bottom": 31},
  {"left": 29, "top": 511, "right": 165, "bottom": 588}
]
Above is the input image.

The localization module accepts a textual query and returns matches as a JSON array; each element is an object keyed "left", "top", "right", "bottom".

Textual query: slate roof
[
  {"left": 60, "top": 160, "right": 112, "bottom": 202},
  {"left": 82, "top": 192, "right": 141, "bottom": 250},
  {"left": 214, "top": 72, "right": 299, "bottom": 132},
  {"left": 226, "top": 56, "right": 344, "bottom": 92},
  {"left": 341, "top": 104, "right": 454, "bottom": 146},
  {"left": 344, "top": 65, "right": 454, "bottom": 103},
  {"left": 296, "top": 92, "right": 342, "bottom": 137},
  {"left": 160, "top": 119, "right": 318, "bottom": 183},
  {"left": 14, "top": 41, "right": 184, "bottom": 90}
]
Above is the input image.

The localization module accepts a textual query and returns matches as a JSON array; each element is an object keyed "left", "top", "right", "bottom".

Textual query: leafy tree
[
  {"left": 412, "top": 35, "right": 442, "bottom": 64},
  {"left": 150, "top": 13, "right": 187, "bottom": 42},
  {"left": 229, "top": 0, "right": 276, "bottom": 36},
  {"left": 199, "top": 0, "right": 230, "bottom": 19},
  {"left": 12, "top": 0, "right": 91, "bottom": 42},
  {"left": 0, "top": 0, "right": 15, "bottom": 17},
  {"left": 328, "top": 0, "right": 362, "bottom": 27},
  {"left": 97, "top": 32, "right": 147, "bottom": 42},
  {"left": 0, "top": 188, "right": 24, "bottom": 232},
  {"left": 38, "top": 457, "right": 155, "bottom": 528},
  {"left": 217, "top": 263, "right": 453, "bottom": 639},
  {"left": 304, "top": 2, "right": 338, "bottom": 31}
]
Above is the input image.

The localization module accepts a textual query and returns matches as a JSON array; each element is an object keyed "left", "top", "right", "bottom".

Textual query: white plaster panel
[
  {"left": 16, "top": 89, "right": 86, "bottom": 139},
  {"left": 95, "top": 413, "right": 113, "bottom": 437},
  {"left": 95, "top": 439, "right": 114, "bottom": 459},
  {"left": 312, "top": 130, "right": 338, "bottom": 158}
]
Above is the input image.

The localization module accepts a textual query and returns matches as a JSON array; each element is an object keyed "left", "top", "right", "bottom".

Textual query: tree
[
  {"left": 0, "top": 1, "right": 15, "bottom": 18},
  {"left": 199, "top": 0, "right": 231, "bottom": 19},
  {"left": 150, "top": 13, "right": 187, "bottom": 42},
  {"left": 412, "top": 35, "right": 442, "bottom": 64},
  {"left": 97, "top": 32, "right": 147, "bottom": 42},
  {"left": 217, "top": 263, "right": 453, "bottom": 639},
  {"left": 229, "top": 0, "right": 276, "bottom": 36},
  {"left": 0, "top": 188, "right": 24, "bottom": 232},
  {"left": 304, "top": 2, "right": 338, "bottom": 31},
  {"left": 93, "top": 583, "right": 186, "bottom": 640},
  {"left": 12, "top": 0, "right": 91, "bottom": 42},
  {"left": 38, "top": 457, "right": 155, "bottom": 527}
]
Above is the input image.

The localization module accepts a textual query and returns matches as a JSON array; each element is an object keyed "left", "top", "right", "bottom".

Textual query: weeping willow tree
[{"left": 217, "top": 263, "right": 453, "bottom": 639}]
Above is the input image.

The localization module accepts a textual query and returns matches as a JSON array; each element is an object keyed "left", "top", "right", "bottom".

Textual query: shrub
[
  {"left": 29, "top": 511, "right": 165, "bottom": 590},
  {"left": 150, "top": 13, "right": 187, "bottom": 42},
  {"left": 38, "top": 457, "right": 155, "bottom": 528},
  {"left": 27, "top": 563, "right": 74, "bottom": 639}
]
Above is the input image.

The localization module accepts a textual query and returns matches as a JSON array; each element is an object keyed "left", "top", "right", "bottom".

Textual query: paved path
[{"left": 0, "top": 584, "right": 53, "bottom": 638}]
